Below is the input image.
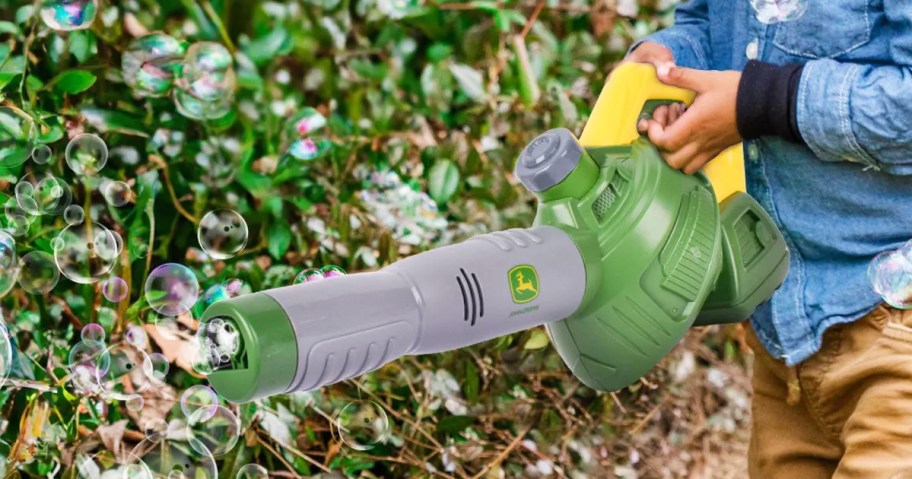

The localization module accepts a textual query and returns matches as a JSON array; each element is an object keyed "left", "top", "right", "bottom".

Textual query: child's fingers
[
  {"left": 652, "top": 105, "right": 669, "bottom": 126},
  {"left": 682, "top": 153, "right": 713, "bottom": 175},
  {"left": 668, "top": 103, "right": 684, "bottom": 124}
]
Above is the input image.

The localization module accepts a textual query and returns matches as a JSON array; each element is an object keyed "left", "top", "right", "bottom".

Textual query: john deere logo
[{"left": 509, "top": 265, "right": 539, "bottom": 304}]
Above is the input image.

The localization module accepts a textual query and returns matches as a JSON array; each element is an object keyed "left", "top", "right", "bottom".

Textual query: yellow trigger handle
[{"left": 579, "top": 62, "right": 746, "bottom": 202}]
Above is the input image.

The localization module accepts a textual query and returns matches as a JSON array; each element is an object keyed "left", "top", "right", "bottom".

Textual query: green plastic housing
[{"left": 539, "top": 139, "right": 788, "bottom": 392}]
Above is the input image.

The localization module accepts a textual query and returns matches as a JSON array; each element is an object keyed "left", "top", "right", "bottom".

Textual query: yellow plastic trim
[{"left": 579, "top": 63, "right": 746, "bottom": 202}]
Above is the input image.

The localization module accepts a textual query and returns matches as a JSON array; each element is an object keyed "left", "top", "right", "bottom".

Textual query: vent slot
[
  {"left": 456, "top": 268, "right": 485, "bottom": 326},
  {"left": 592, "top": 175, "right": 629, "bottom": 222}
]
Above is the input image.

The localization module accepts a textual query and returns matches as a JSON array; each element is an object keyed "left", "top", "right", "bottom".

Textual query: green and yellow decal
[{"left": 508, "top": 265, "right": 539, "bottom": 304}]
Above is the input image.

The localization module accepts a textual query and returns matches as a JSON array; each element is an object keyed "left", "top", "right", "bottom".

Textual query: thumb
[{"left": 657, "top": 66, "right": 706, "bottom": 92}]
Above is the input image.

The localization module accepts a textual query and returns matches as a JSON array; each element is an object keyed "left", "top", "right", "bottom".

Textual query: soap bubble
[
  {"left": 379, "top": 0, "right": 419, "bottom": 18},
  {"left": 293, "top": 108, "right": 327, "bottom": 136},
  {"left": 4, "top": 197, "right": 33, "bottom": 237},
  {"left": 237, "top": 464, "right": 269, "bottom": 479},
  {"left": 96, "top": 343, "right": 154, "bottom": 401},
  {"left": 122, "top": 34, "right": 187, "bottom": 98},
  {"left": 200, "top": 279, "right": 247, "bottom": 309},
  {"left": 321, "top": 265, "right": 346, "bottom": 278},
  {"left": 102, "top": 181, "right": 133, "bottom": 207},
  {"left": 15, "top": 173, "right": 72, "bottom": 216},
  {"left": 0, "top": 323, "right": 11, "bottom": 389},
  {"left": 64, "top": 205, "right": 85, "bottom": 225},
  {"left": 181, "top": 385, "right": 219, "bottom": 421},
  {"left": 750, "top": 0, "right": 808, "bottom": 24},
  {"left": 288, "top": 138, "right": 331, "bottom": 161},
  {"left": 193, "top": 317, "right": 241, "bottom": 375},
  {"left": 31, "top": 145, "right": 53, "bottom": 165},
  {"left": 143, "top": 352, "right": 169, "bottom": 382},
  {"left": 868, "top": 251, "right": 912, "bottom": 309},
  {"left": 187, "top": 405, "right": 241, "bottom": 457},
  {"left": 0, "top": 107, "right": 37, "bottom": 168},
  {"left": 0, "top": 232, "right": 17, "bottom": 299},
  {"left": 334, "top": 400, "right": 392, "bottom": 451},
  {"left": 17, "top": 251, "right": 60, "bottom": 294},
  {"left": 40, "top": 0, "right": 97, "bottom": 31},
  {"left": 68, "top": 340, "right": 110, "bottom": 373},
  {"left": 102, "top": 276, "right": 129, "bottom": 302},
  {"left": 80, "top": 323, "right": 106, "bottom": 343},
  {"left": 145, "top": 263, "right": 199, "bottom": 316},
  {"left": 54, "top": 221, "right": 119, "bottom": 284},
  {"left": 75, "top": 453, "right": 137, "bottom": 479},
  {"left": 66, "top": 133, "right": 108, "bottom": 175},
  {"left": 294, "top": 268, "right": 324, "bottom": 284},
  {"left": 125, "top": 326, "right": 147, "bottom": 348},
  {"left": 197, "top": 209, "right": 248, "bottom": 260},
  {"left": 174, "top": 42, "right": 236, "bottom": 121},
  {"left": 126, "top": 395, "right": 145, "bottom": 412},
  {"left": 125, "top": 438, "right": 218, "bottom": 479}
]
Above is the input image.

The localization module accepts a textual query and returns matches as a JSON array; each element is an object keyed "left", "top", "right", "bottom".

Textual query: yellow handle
[{"left": 579, "top": 62, "right": 746, "bottom": 202}]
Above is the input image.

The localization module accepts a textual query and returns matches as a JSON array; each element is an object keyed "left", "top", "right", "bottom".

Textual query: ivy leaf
[
  {"left": 243, "top": 27, "right": 292, "bottom": 66},
  {"left": 428, "top": 159, "right": 460, "bottom": 204},
  {"left": 267, "top": 221, "right": 292, "bottom": 260},
  {"left": 50, "top": 70, "right": 96, "bottom": 94},
  {"left": 449, "top": 63, "right": 487, "bottom": 102}
]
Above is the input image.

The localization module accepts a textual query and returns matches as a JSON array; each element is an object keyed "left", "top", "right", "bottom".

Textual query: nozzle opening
[{"left": 196, "top": 316, "right": 249, "bottom": 373}]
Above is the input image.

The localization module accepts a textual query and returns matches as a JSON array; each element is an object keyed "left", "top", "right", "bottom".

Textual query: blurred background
[{"left": 0, "top": 1, "right": 752, "bottom": 478}]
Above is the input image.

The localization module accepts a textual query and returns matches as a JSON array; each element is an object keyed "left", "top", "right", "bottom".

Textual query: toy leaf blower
[{"left": 199, "top": 63, "right": 789, "bottom": 403}]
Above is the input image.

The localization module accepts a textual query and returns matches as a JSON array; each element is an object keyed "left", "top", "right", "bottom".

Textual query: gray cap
[{"left": 515, "top": 128, "right": 584, "bottom": 193}]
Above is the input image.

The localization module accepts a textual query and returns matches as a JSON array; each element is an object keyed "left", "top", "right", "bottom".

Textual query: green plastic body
[{"left": 539, "top": 139, "right": 788, "bottom": 392}]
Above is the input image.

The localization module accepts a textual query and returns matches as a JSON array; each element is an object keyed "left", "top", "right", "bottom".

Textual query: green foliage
[{"left": 0, "top": 1, "right": 755, "bottom": 478}]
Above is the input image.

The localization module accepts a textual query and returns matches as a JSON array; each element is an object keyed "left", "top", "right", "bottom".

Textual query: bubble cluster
[
  {"left": 294, "top": 265, "right": 346, "bottom": 284},
  {"left": 193, "top": 317, "right": 241, "bottom": 375},
  {"left": 54, "top": 221, "right": 120, "bottom": 284},
  {"left": 334, "top": 400, "right": 392, "bottom": 451},
  {"left": 0, "top": 107, "right": 37, "bottom": 168},
  {"left": 102, "top": 181, "right": 133, "bottom": 207},
  {"left": 144, "top": 263, "right": 200, "bottom": 316},
  {"left": 96, "top": 343, "right": 154, "bottom": 402},
  {"left": 31, "top": 145, "right": 53, "bottom": 165},
  {"left": 0, "top": 232, "right": 18, "bottom": 299},
  {"left": 201, "top": 278, "right": 248, "bottom": 309},
  {"left": 869, "top": 249, "right": 912, "bottom": 309},
  {"left": 102, "top": 276, "right": 129, "bottom": 302},
  {"left": 237, "top": 464, "right": 269, "bottom": 479},
  {"left": 17, "top": 251, "right": 60, "bottom": 294},
  {"left": 15, "top": 173, "right": 72, "bottom": 216},
  {"left": 174, "top": 42, "right": 236, "bottom": 121},
  {"left": 197, "top": 209, "right": 248, "bottom": 260},
  {"left": 750, "top": 0, "right": 808, "bottom": 24},
  {"left": 40, "top": 0, "right": 97, "bottom": 31},
  {"left": 122, "top": 34, "right": 188, "bottom": 98},
  {"left": 355, "top": 165, "right": 447, "bottom": 246},
  {"left": 126, "top": 438, "right": 218, "bottom": 479},
  {"left": 66, "top": 133, "right": 108, "bottom": 176}
]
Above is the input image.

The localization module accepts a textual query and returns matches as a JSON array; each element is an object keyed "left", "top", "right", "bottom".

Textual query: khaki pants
[{"left": 747, "top": 306, "right": 912, "bottom": 478}]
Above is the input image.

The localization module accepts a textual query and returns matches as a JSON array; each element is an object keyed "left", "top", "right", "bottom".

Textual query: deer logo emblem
[{"left": 509, "top": 265, "right": 539, "bottom": 304}]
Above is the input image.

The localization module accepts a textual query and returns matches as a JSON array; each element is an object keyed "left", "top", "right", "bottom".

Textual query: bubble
[
  {"left": 293, "top": 108, "right": 327, "bottom": 136},
  {"left": 4, "top": 197, "right": 32, "bottom": 238},
  {"left": 17, "top": 251, "right": 59, "bottom": 294},
  {"left": 125, "top": 438, "right": 218, "bottom": 479},
  {"left": 64, "top": 205, "right": 85, "bottom": 225},
  {"left": 148, "top": 313, "right": 185, "bottom": 341},
  {"left": 288, "top": 138, "right": 331, "bottom": 161},
  {"left": 0, "top": 107, "right": 37, "bottom": 168},
  {"left": 145, "top": 264, "right": 200, "bottom": 316},
  {"left": 54, "top": 221, "right": 119, "bottom": 284},
  {"left": 102, "top": 180, "right": 133, "bottom": 207},
  {"left": 237, "top": 464, "right": 268, "bottom": 479},
  {"left": 0, "top": 232, "right": 18, "bottom": 299},
  {"left": 101, "top": 276, "right": 129, "bottom": 303},
  {"left": 0, "top": 323, "right": 11, "bottom": 389},
  {"left": 750, "top": 0, "right": 808, "bottom": 24},
  {"left": 197, "top": 210, "right": 248, "bottom": 260},
  {"left": 193, "top": 317, "right": 241, "bottom": 375},
  {"left": 334, "top": 400, "right": 392, "bottom": 451},
  {"left": 40, "top": 0, "right": 97, "bottom": 31},
  {"left": 126, "top": 326, "right": 148, "bottom": 348},
  {"left": 126, "top": 395, "right": 145, "bottom": 412},
  {"left": 181, "top": 385, "right": 219, "bottom": 421},
  {"left": 96, "top": 344, "right": 154, "bottom": 401},
  {"left": 294, "top": 268, "right": 324, "bottom": 284},
  {"left": 80, "top": 323, "right": 106, "bottom": 343},
  {"left": 31, "top": 145, "right": 53, "bottom": 165},
  {"left": 379, "top": 0, "right": 419, "bottom": 18},
  {"left": 868, "top": 250, "right": 912, "bottom": 309},
  {"left": 200, "top": 279, "right": 248, "bottom": 309},
  {"left": 68, "top": 340, "right": 110, "bottom": 374},
  {"left": 69, "top": 362, "right": 103, "bottom": 395},
  {"left": 66, "top": 133, "right": 108, "bottom": 175},
  {"left": 122, "top": 34, "right": 188, "bottom": 98},
  {"left": 75, "top": 453, "right": 136, "bottom": 479},
  {"left": 187, "top": 405, "right": 241, "bottom": 457},
  {"left": 143, "top": 352, "right": 169, "bottom": 382},
  {"left": 174, "top": 42, "right": 236, "bottom": 121},
  {"left": 321, "top": 265, "right": 346, "bottom": 279},
  {"left": 16, "top": 173, "right": 72, "bottom": 216}
]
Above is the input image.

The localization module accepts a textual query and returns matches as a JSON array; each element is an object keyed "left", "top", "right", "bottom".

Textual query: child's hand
[
  {"left": 636, "top": 67, "right": 743, "bottom": 175},
  {"left": 624, "top": 41, "right": 676, "bottom": 77}
]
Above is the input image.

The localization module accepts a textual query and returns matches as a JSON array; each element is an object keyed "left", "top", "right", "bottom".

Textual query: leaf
[
  {"left": 78, "top": 107, "right": 148, "bottom": 137},
  {"left": 449, "top": 63, "right": 487, "bottom": 102},
  {"left": 267, "top": 221, "right": 292, "bottom": 260},
  {"left": 512, "top": 35, "right": 540, "bottom": 107},
  {"left": 427, "top": 159, "right": 460, "bottom": 204},
  {"left": 50, "top": 70, "right": 96, "bottom": 94},
  {"left": 243, "top": 27, "right": 292, "bottom": 65},
  {"left": 523, "top": 328, "right": 550, "bottom": 350},
  {"left": 259, "top": 410, "right": 293, "bottom": 446},
  {"left": 464, "top": 361, "right": 479, "bottom": 404},
  {"left": 437, "top": 415, "right": 475, "bottom": 435}
]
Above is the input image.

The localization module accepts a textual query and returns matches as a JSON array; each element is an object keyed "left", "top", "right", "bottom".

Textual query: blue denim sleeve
[
  {"left": 627, "top": 0, "right": 711, "bottom": 70},
  {"left": 796, "top": 1, "right": 912, "bottom": 178}
]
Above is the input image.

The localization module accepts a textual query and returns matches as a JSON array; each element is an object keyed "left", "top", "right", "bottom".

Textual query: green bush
[{"left": 0, "top": 1, "right": 754, "bottom": 478}]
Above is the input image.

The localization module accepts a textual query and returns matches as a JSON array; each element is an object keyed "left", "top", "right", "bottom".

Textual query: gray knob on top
[{"left": 515, "top": 128, "right": 585, "bottom": 193}]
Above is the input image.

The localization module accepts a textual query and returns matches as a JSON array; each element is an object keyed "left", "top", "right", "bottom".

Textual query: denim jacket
[{"left": 636, "top": 0, "right": 912, "bottom": 365}]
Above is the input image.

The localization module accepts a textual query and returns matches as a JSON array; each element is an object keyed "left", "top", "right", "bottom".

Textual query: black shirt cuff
[{"left": 736, "top": 60, "right": 804, "bottom": 144}]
